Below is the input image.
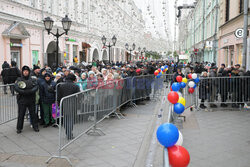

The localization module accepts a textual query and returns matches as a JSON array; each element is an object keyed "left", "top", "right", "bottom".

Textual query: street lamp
[
  {"left": 102, "top": 35, "right": 117, "bottom": 64},
  {"left": 125, "top": 43, "right": 136, "bottom": 61},
  {"left": 43, "top": 15, "right": 72, "bottom": 68}
]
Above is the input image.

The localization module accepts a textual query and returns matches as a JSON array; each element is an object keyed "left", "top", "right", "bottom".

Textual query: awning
[
  {"left": 82, "top": 42, "right": 91, "bottom": 48},
  {"left": 2, "top": 22, "right": 30, "bottom": 39}
]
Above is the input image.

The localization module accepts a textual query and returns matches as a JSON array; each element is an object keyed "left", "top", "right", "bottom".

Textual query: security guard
[{"left": 15, "top": 66, "right": 39, "bottom": 133}]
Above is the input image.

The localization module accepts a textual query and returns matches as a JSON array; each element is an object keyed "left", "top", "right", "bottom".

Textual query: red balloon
[
  {"left": 170, "top": 86, "right": 172, "bottom": 91},
  {"left": 167, "top": 91, "right": 179, "bottom": 104},
  {"left": 142, "top": 57, "right": 144, "bottom": 59},
  {"left": 188, "top": 87, "right": 195, "bottom": 94},
  {"left": 154, "top": 70, "right": 159, "bottom": 76},
  {"left": 136, "top": 69, "right": 141, "bottom": 73},
  {"left": 176, "top": 76, "right": 183, "bottom": 83},
  {"left": 158, "top": 68, "right": 161, "bottom": 72},
  {"left": 168, "top": 145, "right": 190, "bottom": 167},
  {"left": 188, "top": 74, "right": 192, "bottom": 79}
]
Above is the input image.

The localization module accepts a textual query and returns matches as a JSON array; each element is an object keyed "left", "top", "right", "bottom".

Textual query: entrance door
[{"left": 11, "top": 50, "right": 20, "bottom": 68}]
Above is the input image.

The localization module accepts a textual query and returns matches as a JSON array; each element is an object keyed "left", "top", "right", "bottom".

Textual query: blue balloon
[
  {"left": 174, "top": 103, "right": 185, "bottom": 114},
  {"left": 164, "top": 65, "right": 168, "bottom": 69},
  {"left": 156, "top": 75, "right": 161, "bottom": 78},
  {"left": 156, "top": 123, "right": 179, "bottom": 147},
  {"left": 171, "top": 64, "right": 175, "bottom": 67},
  {"left": 193, "top": 84, "right": 197, "bottom": 89},
  {"left": 194, "top": 77, "right": 200, "bottom": 83},
  {"left": 171, "top": 82, "right": 180, "bottom": 92},
  {"left": 180, "top": 82, "right": 186, "bottom": 88}
]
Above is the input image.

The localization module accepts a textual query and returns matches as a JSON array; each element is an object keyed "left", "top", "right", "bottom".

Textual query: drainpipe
[
  {"left": 41, "top": 0, "right": 45, "bottom": 66},
  {"left": 242, "top": 0, "right": 249, "bottom": 70},
  {"left": 202, "top": 0, "right": 205, "bottom": 63},
  {"left": 213, "top": 0, "right": 219, "bottom": 64}
]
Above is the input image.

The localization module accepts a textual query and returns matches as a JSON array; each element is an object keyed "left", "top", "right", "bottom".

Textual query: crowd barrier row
[
  {"left": 47, "top": 74, "right": 173, "bottom": 165},
  {"left": 197, "top": 76, "right": 250, "bottom": 108}
]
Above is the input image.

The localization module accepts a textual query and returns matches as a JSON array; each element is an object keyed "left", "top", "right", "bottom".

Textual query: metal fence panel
[{"left": 0, "top": 84, "right": 18, "bottom": 125}]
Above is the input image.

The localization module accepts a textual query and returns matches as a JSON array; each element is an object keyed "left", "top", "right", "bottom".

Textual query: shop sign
[
  {"left": 65, "top": 37, "right": 77, "bottom": 42},
  {"left": 10, "top": 43, "right": 22, "bottom": 47},
  {"left": 235, "top": 28, "right": 244, "bottom": 38}
]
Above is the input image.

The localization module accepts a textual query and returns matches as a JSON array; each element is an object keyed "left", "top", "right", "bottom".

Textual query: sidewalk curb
[{"left": 133, "top": 97, "right": 169, "bottom": 167}]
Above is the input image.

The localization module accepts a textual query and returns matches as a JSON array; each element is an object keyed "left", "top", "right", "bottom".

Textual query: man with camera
[{"left": 14, "top": 66, "right": 39, "bottom": 133}]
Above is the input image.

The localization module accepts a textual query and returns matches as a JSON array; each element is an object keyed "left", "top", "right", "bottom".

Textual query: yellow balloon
[
  {"left": 182, "top": 78, "right": 188, "bottom": 84},
  {"left": 162, "top": 71, "right": 164, "bottom": 75},
  {"left": 178, "top": 97, "right": 186, "bottom": 106},
  {"left": 53, "top": 72, "right": 57, "bottom": 76}
]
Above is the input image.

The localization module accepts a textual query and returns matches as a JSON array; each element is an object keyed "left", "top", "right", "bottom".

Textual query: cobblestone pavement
[
  {"left": 181, "top": 108, "right": 250, "bottom": 167},
  {"left": 0, "top": 98, "right": 168, "bottom": 167}
]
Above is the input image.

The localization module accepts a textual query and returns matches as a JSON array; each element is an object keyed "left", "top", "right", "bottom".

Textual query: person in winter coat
[
  {"left": 87, "top": 71, "right": 98, "bottom": 89},
  {"left": 78, "top": 73, "right": 88, "bottom": 91},
  {"left": 40, "top": 73, "right": 56, "bottom": 127},
  {"left": 37, "top": 68, "right": 47, "bottom": 125},
  {"left": 1, "top": 61, "right": 10, "bottom": 94},
  {"left": 14, "top": 66, "right": 39, "bottom": 133},
  {"left": 57, "top": 74, "right": 80, "bottom": 140},
  {"left": 7, "top": 61, "right": 21, "bottom": 95},
  {"left": 199, "top": 72, "right": 209, "bottom": 109}
]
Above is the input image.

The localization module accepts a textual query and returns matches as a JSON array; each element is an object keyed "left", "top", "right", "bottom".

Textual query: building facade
[
  {"left": 0, "top": 0, "right": 169, "bottom": 69},
  {"left": 217, "top": 0, "right": 249, "bottom": 67},
  {"left": 178, "top": 0, "right": 220, "bottom": 63}
]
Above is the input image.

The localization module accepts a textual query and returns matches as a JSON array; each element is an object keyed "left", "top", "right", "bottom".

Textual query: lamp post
[
  {"left": 102, "top": 35, "right": 117, "bottom": 64},
  {"left": 43, "top": 15, "right": 72, "bottom": 69},
  {"left": 125, "top": 43, "right": 136, "bottom": 62}
]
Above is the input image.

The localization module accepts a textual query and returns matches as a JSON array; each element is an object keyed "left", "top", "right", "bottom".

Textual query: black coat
[
  {"left": 57, "top": 81, "right": 80, "bottom": 104},
  {"left": 1, "top": 68, "right": 9, "bottom": 84},
  {"left": 7, "top": 67, "right": 21, "bottom": 84},
  {"left": 199, "top": 77, "right": 209, "bottom": 100},
  {"left": 14, "top": 76, "right": 38, "bottom": 104},
  {"left": 40, "top": 79, "right": 56, "bottom": 104}
]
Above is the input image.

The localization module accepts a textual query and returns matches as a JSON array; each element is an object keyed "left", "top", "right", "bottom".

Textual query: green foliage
[{"left": 146, "top": 51, "right": 162, "bottom": 59}]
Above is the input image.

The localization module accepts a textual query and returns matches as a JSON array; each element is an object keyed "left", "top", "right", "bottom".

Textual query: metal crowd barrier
[
  {"left": 197, "top": 76, "right": 250, "bottom": 108},
  {"left": 0, "top": 84, "right": 18, "bottom": 125},
  {"left": 47, "top": 74, "right": 175, "bottom": 165}
]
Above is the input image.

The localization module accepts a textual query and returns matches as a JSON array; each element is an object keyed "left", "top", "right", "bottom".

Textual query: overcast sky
[{"left": 133, "top": 0, "right": 196, "bottom": 41}]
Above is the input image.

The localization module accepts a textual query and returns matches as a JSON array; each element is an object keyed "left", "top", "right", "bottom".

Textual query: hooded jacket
[
  {"left": 14, "top": 66, "right": 38, "bottom": 104},
  {"left": 40, "top": 74, "right": 56, "bottom": 104}
]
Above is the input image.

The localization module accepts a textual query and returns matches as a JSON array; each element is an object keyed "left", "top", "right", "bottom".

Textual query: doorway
[{"left": 11, "top": 50, "right": 20, "bottom": 68}]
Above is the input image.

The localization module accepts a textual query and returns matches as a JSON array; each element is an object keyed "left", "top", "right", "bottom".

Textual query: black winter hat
[
  {"left": 66, "top": 73, "right": 76, "bottom": 81},
  {"left": 33, "top": 65, "right": 40, "bottom": 71},
  {"left": 22, "top": 65, "right": 30, "bottom": 72},
  {"left": 44, "top": 72, "right": 51, "bottom": 78}
]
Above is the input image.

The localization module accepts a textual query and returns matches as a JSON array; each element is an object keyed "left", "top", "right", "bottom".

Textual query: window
[
  {"left": 75, "top": 0, "right": 78, "bottom": 21},
  {"left": 82, "top": 2, "right": 85, "bottom": 24},
  {"left": 30, "top": 0, "right": 36, "bottom": 8},
  {"left": 65, "top": 44, "right": 70, "bottom": 60},
  {"left": 65, "top": 0, "right": 69, "bottom": 15},
  {"left": 240, "top": 0, "right": 244, "bottom": 13},
  {"left": 73, "top": 45, "right": 78, "bottom": 59},
  {"left": 225, "top": 0, "right": 230, "bottom": 22},
  {"left": 32, "top": 50, "right": 39, "bottom": 65}
]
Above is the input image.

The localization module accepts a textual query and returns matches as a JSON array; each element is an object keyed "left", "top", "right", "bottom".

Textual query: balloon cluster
[
  {"left": 156, "top": 75, "right": 193, "bottom": 167},
  {"left": 154, "top": 65, "right": 168, "bottom": 78},
  {"left": 187, "top": 73, "right": 200, "bottom": 94}
]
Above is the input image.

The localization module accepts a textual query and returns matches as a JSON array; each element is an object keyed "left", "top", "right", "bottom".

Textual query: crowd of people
[{"left": 1, "top": 60, "right": 250, "bottom": 135}]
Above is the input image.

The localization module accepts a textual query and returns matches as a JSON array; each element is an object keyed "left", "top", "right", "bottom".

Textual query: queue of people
[{"left": 1, "top": 60, "right": 250, "bottom": 135}]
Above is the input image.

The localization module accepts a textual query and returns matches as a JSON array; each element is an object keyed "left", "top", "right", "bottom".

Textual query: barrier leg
[{"left": 86, "top": 92, "right": 105, "bottom": 136}]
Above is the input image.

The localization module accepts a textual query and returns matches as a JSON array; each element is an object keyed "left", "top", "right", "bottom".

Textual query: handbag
[{"left": 52, "top": 103, "right": 60, "bottom": 119}]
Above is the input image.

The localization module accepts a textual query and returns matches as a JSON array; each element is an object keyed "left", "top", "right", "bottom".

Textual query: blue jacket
[{"left": 77, "top": 78, "right": 88, "bottom": 91}]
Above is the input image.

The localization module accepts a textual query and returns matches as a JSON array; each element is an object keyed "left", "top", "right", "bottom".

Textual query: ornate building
[{"left": 0, "top": 0, "right": 169, "bottom": 68}]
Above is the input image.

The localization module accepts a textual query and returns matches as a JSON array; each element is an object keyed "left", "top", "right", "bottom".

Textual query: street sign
[{"left": 235, "top": 28, "right": 244, "bottom": 38}]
